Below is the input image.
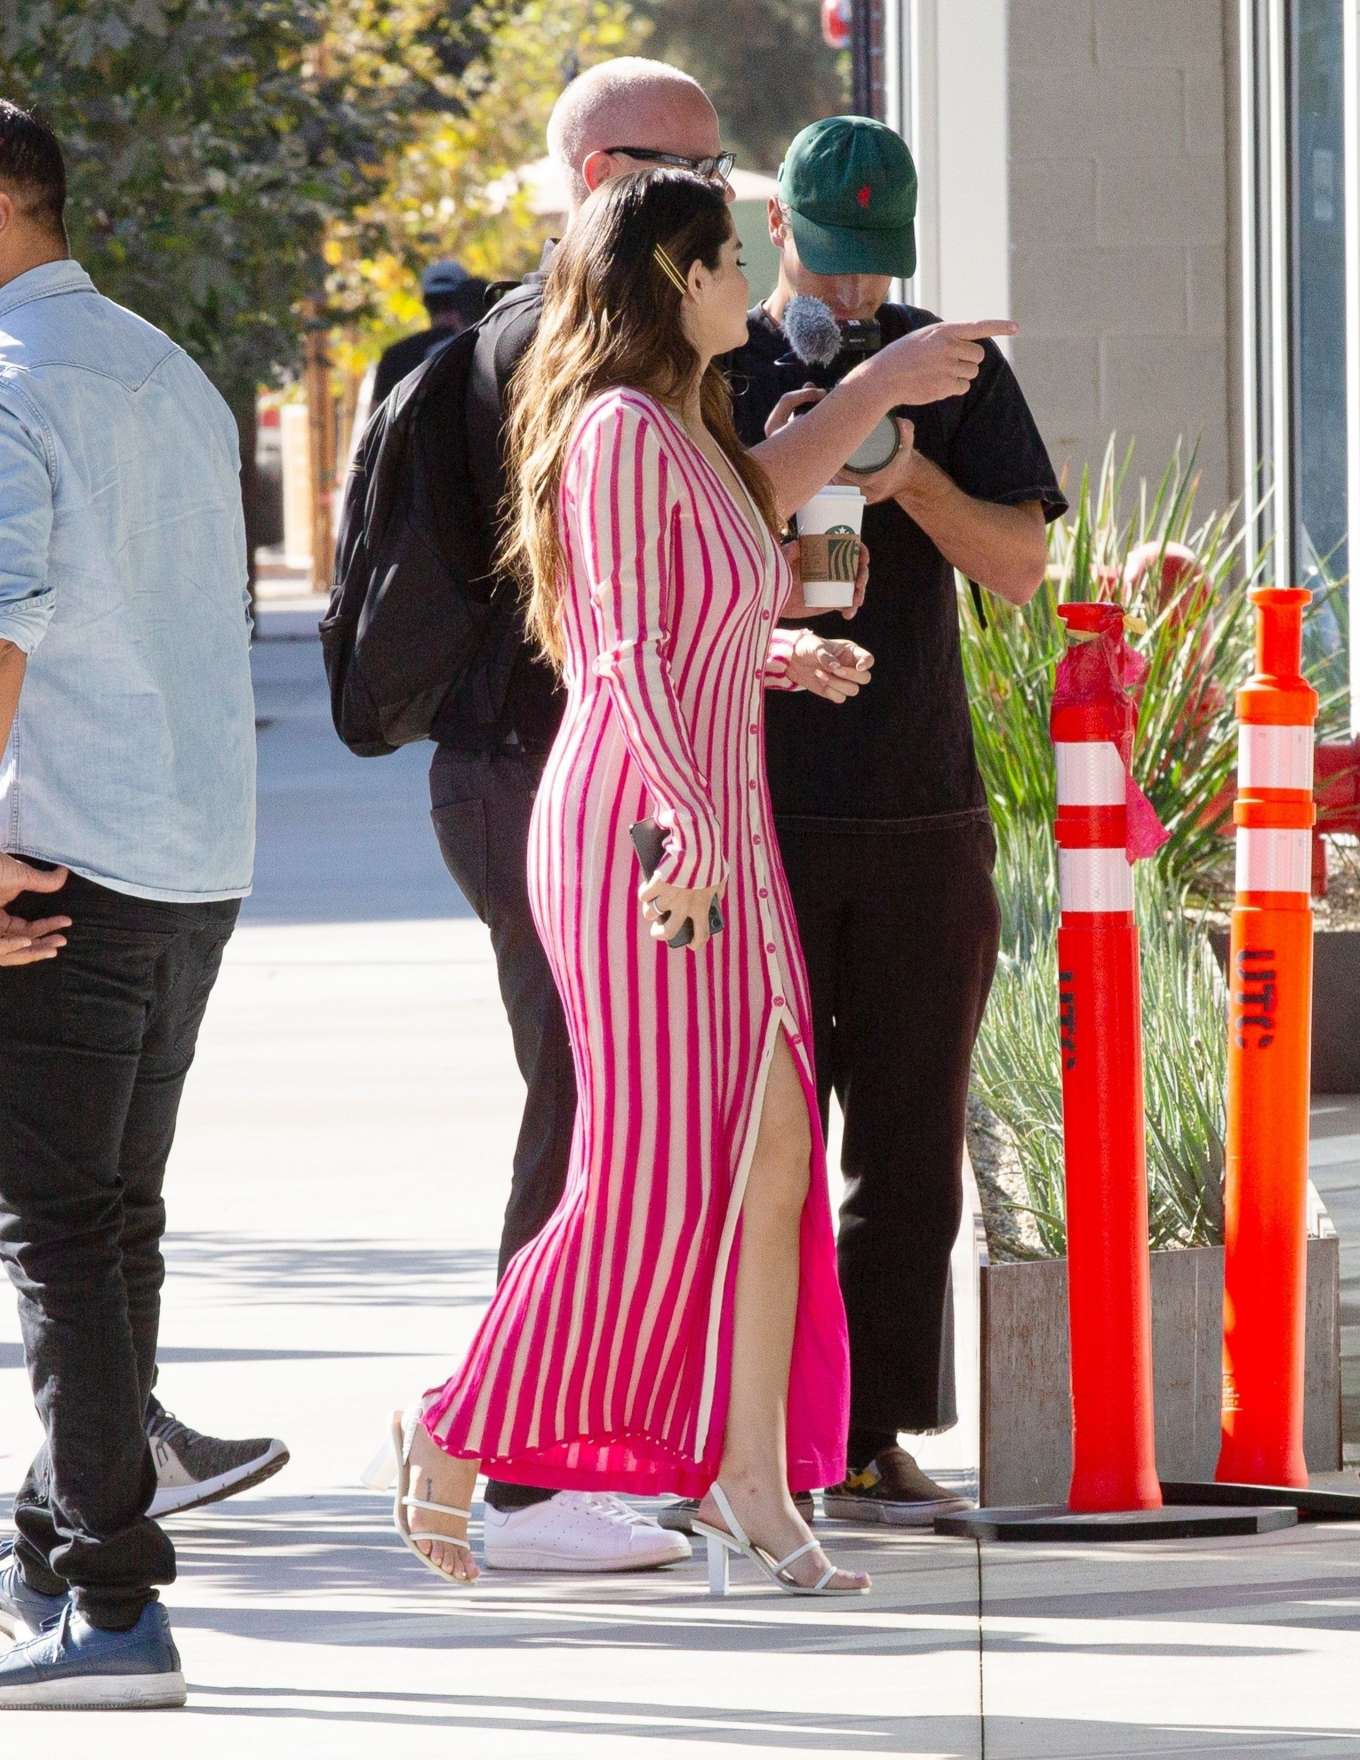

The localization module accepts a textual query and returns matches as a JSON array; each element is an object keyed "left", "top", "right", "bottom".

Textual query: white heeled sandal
[
  {"left": 364, "top": 1406, "right": 475, "bottom": 1586},
  {"left": 692, "top": 1483, "right": 870, "bottom": 1597}
]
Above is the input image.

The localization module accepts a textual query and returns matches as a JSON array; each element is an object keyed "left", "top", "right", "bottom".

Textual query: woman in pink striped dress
[{"left": 396, "top": 170, "right": 875, "bottom": 1594}]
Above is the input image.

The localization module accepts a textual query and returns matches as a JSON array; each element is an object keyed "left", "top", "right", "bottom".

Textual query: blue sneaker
[
  {"left": 0, "top": 1601, "right": 186, "bottom": 1709},
  {"left": 0, "top": 1540, "right": 66, "bottom": 1641}
]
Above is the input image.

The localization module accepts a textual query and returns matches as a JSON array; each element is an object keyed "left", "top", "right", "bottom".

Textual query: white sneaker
[{"left": 482, "top": 1493, "right": 692, "bottom": 1572}]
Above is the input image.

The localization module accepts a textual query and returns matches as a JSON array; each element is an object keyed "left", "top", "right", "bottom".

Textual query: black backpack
[{"left": 320, "top": 312, "right": 511, "bottom": 757}]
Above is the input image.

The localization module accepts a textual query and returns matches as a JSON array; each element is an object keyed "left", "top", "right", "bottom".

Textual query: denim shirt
[{"left": 0, "top": 260, "right": 255, "bottom": 901}]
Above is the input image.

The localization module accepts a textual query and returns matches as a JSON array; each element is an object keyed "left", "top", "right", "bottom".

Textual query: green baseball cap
[{"left": 777, "top": 115, "right": 917, "bottom": 278}]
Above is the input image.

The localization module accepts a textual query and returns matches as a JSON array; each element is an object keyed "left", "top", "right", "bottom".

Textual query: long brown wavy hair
[{"left": 499, "top": 168, "right": 782, "bottom": 669}]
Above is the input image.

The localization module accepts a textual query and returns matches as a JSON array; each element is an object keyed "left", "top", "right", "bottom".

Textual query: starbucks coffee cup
[{"left": 794, "top": 484, "right": 865, "bottom": 608}]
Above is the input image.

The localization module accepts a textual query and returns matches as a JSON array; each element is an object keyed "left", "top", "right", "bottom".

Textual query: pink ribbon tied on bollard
[{"left": 1053, "top": 615, "right": 1170, "bottom": 863}]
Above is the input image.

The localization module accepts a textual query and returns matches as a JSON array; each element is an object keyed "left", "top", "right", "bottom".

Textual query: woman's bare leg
[
  {"left": 403, "top": 1421, "right": 481, "bottom": 1583},
  {"left": 696, "top": 1029, "right": 870, "bottom": 1591}
]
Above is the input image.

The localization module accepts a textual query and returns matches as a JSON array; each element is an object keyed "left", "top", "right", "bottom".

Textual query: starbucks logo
[{"left": 826, "top": 525, "right": 859, "bottom": 579}]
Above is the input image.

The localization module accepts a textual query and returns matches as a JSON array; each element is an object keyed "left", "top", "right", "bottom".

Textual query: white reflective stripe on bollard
[
  {"left": 1236, "top": 827, "right": 1312, "bottom": 895},
  {"left": 1055, "top": 741, "right": 1126, "bottom": 806},
  {"left": 1239, "top": 724, "right": 1314, "bottom": 790},
  {"left": 1059, "top": 846, "right": 1134, "bottom": 913}
]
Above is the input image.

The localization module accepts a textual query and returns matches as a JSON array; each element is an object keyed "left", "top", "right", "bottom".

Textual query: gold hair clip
[{"left": 652, "top": 245, "right": 689, "bottom": 296}]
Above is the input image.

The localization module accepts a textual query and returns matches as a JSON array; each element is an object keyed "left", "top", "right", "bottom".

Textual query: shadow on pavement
[
  {"left": 0, "top": 1342, "right": 423, "bottom": 1371},
  {"left": 162, "top": 1234, "right": 498, "bottom": 1310},
  {"left": 185, "top": 1681, "right": 978, "bottom": 1752},
  {"left": 975, "top": 1722, "right": 1360, "bottom": 1759},
  {"left": 180, "top": 1689, "right": 1360, "bottom": 1755}
]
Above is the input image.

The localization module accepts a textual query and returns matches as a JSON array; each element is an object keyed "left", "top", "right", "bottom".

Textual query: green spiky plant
[
  {"left": 971, "top": 817, "right": 1229, "bottom": 1258},
  {"left": 963, "top": 441, "right": 1287, "bottom": 1258},
  {"left": 963, "top": 441, "right": 1271, "bottom": 906}
]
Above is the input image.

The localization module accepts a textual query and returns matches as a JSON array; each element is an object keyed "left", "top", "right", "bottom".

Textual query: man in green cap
[{"left": 721, "top": 115, "right": 1066, "bottom": 1524}]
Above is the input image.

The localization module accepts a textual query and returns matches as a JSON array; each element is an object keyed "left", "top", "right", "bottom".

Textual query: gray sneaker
[
  {"left": 656, "top": 1492, "right": 816, "bottom": 1536},
  {"left": 146, "top": 1398, "right": 289, "bottom": 1517},
  {"left": 0, "top": 1541, "right": 66, "bottom": 1642},
  {"left": 821, "top": 1447, "right": 972, "bottom": 1526}
]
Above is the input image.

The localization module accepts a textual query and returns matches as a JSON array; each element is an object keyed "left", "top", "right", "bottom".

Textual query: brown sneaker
[{"left": 821, "top": 1447, "right": 972, "bottom": 1527}]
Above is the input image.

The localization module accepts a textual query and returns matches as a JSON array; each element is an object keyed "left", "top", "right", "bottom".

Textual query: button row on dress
[{"left": 749, "top": 683, "right": 782, "bottom": 996}]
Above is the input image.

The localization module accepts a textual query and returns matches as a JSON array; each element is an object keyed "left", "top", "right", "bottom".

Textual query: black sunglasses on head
[{"left": 607, "top": 147, "right": 736, "bottom": 183}]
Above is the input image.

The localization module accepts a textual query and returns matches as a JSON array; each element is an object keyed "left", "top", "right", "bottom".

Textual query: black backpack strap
[{"left": 484, "top": 278, "right": 520, "bottom": 311}]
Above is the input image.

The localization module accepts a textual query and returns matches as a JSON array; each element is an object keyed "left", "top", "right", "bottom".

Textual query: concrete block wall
[{"left": 1007, "top": 0, "right": 1233, "bottom": 514}]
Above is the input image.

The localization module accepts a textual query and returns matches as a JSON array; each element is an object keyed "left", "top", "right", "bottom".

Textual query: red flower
[{"left": 857, "top": 184, "right": 872, "bottom": 209}]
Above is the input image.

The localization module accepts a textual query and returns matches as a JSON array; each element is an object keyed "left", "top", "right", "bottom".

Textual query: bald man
[{"left": 413, "top": 57, "right": 1010, "bottom": 1569}]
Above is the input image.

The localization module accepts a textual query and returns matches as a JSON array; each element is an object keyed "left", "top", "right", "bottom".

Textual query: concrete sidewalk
[{"left": 2, "top": 614, "right": 1357, "bottom": 1754}]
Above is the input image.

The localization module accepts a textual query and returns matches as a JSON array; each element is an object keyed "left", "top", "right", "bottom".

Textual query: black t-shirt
[
  {"left": 726, "top": 304, "right": 1067, "bottom": 825},
  {"left": 373, "top": 326, "right": 460, "bottom": 407}
]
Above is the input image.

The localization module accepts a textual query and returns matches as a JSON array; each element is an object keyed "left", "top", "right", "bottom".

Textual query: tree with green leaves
[
  {"left": 332, "top": 0, "right": 640, "bottom": 366},
  {"left": 4, "top": 1, "right": 401, "bottom": 406},
  {"left": 0, "top": 0, "right": 636, "bottom": 403},
  {"left": 633, "top": 0, "right": 849, "bottom": 173}
]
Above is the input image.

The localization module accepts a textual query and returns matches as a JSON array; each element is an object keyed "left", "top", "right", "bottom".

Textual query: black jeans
[
  {"left": 0, "top": 869, "right": 238, "bottom": 1627},
  {"left": 775, "top": 816, "right": 1000, "bottom": 1438},
  {"left": 430, "top": 747, "right": 576, "bottom": 1507}
]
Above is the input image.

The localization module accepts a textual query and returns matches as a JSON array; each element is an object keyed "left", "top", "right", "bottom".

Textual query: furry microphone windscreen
[{"left": 780, "top": 294, "right": 842, "bottom": 367}]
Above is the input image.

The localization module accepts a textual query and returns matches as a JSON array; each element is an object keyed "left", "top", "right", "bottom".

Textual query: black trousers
[
  {"left": 0, "top": 869, "right": 238, "bottom": 1627},
  {"left": 430, "top": 747, "right": 576, "bottom": 1504},
  {"left": 775, "top": 816, "right": 1000, "bottom": 1438}
]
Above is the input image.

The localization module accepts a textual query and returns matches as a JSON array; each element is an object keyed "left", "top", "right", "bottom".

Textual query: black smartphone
[{"left": 629, "top": 818, "right": 725, "bottom": 949}]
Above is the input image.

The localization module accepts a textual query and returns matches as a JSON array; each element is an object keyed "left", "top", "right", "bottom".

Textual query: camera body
[
  {"left": 826, "top": 318, "right": 884, "bottom": 368},
  {"left": 776, "top": 303, "right": 904, "bottom": 474}
]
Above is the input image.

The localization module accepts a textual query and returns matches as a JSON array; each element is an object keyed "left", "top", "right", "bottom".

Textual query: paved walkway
[{"left": 2, "top": 611, "right": 1358, "bottom": 1754}]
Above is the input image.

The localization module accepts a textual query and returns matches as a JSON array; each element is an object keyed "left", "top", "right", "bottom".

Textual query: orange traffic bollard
[
  {"left": 935, "top": 605, "right": 1301, "bottom": 1541},
  {"left": 1216, "top": 588, "right": 1316, "bottom": 1489},
  {"left": 938, "top": 601, "right": 1302, "bottom": 1541},
  {"left": 937, "top": 602, "right": 1299, "bottom": 1541},
  {"left": 1052, "top": 603, "right": 1162, "bottom": 1512},
  {"left": 1158, "top": 588, "right": 1358, "bottom": 1523}
]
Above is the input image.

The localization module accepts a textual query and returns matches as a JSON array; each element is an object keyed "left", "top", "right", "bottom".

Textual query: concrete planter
[
  {"left": 1311, "top": 929, "right": 1360, "bottom": 1093},
  {"left": 979, "top": 1238, "right": 1341, "bottom": 1507}
]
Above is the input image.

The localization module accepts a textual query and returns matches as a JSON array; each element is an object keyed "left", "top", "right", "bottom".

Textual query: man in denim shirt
[{"left": 0, "top": 104, "right": 255, "bottom": 1708}]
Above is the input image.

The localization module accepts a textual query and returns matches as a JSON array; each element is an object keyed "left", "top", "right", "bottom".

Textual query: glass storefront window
[
  {"left": 1246, "top": 0, "right": 1355, "bottom": 712},
  {"left": 1290, "top": 0, "right": 1349, "bottom": 588}
]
